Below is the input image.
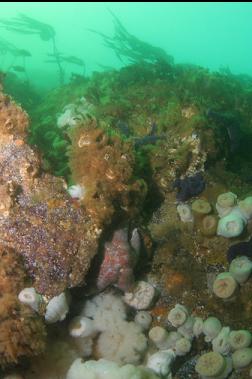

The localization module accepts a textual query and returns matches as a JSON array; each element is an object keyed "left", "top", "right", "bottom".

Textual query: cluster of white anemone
[
  {"left": 212, "top": 255, "right": 252, "bottom": 300},
  {"left": 66, "top": 291, "right": 175, "bottom": 379},
  {"left": 216, "top": 192, "right": 252, "bottom": 238},
  {"left": 176, "top": 191, "right": 252, "bottom": 239},
  {"left": 18, "top": 287, "right": 70, "bottom": 324},
  {"left": 164, "top": 304, "right": 252, "bottom": 378},
  {"left": 70, "top": 292, "right": 148, "bottom": 366},
  {"left": 17, "top": 285, "right": 252, "bottom": 379},
  {"left": 145, "top": 302, "right": 252, "bottom": 378}
]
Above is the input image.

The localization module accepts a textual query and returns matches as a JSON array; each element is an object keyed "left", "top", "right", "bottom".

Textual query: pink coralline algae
[{"left": 97, "top": 228, "right": 140, "bottom": 291}]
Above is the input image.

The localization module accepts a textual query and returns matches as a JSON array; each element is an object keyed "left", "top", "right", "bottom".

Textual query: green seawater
[{"left": 1, "top": 2, "right": 252, "bottom": 91}]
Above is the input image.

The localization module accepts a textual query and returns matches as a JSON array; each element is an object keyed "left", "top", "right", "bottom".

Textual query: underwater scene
[{"left": 1, "top": 2, "right": 252, "bottom": 378}]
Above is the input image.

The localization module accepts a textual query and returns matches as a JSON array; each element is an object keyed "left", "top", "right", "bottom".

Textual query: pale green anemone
[
  {"left": 212, "top": 327, "right": 231, "bottom": 355},
  {"left": 192, "top": 199, "right": 211, "bottom": 215},
  {"left": 217, "top": 208, "right": 246, "bottom": 238},
  {"left": 213, "top": 272, "right": 238, "bottom": 299},
  {"left": 232, "top": 347, "right": 252, "bottom": 369},
  {"left": 196, "top": 352, "right": 232, "bottom": 379},
  {"left": 203, "top": 317, "right": 222, "bottom": 342},
  {"left": 167, "top": 304, "right": 189, "bottom": 328},
  {"left": 229, "top": 256, "right": 252, "bottom": 284},
  {"left": 217, "top": 192, "right": 237, "bottom": 208},
  {"left": 238, "top": 196, "right": 252, "bottom": 220},
  {"left": 229, "top": 330, "right": 252, "bottom": 350}
]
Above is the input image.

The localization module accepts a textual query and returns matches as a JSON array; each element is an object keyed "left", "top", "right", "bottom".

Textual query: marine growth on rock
[{"left": 173, "top": 172, "right": 205, "bottom": 202}]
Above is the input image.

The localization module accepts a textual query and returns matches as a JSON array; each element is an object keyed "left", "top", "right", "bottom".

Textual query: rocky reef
[
  {"left": 68, "top": 120, "right": 146, "bottom": 227},
  {"left": 1, "top": 60, "right": 252, "bottom": 379},
  {"left": 0, "top": 86, "right": 104, "bottom": 372},
  {"left": 0, "top": 246, "right": 46, "bottom": 367},
  {"left": 0, "top": 90, "right": 101, "bottom": 299},
  {"left": 0, "top": 174, "right": 101, "bottom": 297}
]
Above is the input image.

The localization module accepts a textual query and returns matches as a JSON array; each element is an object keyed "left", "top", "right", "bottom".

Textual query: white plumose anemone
[
  {"left": 177, "top": 203, "right": 193, "bottom": 222},
  {"left": 45, "top": 292, "right": 70, "bottom": 324},
  {"left": 147, "top": 350, "right": 175, "bottom": 377},
  {"left": 66, "top": 358, "right": 159, "bottom": 379},
  {"left": 18, "top": 287, "right": 41, "bottom": 312},
  {"left": 69, "top": 316, "right": 96, "bottom": 338},
  {"left": 68, "top": 184, "right": 86, "bottom": 200},
  {"left": 167, "top": 304, "right": 189, "bottom": 328},
  {"left": 134, "top": 311, "right": 152, "bottom": 331}
]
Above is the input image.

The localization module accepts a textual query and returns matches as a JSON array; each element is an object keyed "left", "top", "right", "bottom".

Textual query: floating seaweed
[
  {"left": 0, "top": 37, "right": 31, "bottom": 81},
  {"left": 0, "top": 36, "right": 19, "bottom": 56},
  {"left": 10, "top": 65, "right": 26, "bottom": 72},
  {"left": 89, "top": 10, "right": 174, "bottom": 65},
  {"left": 0, "top": 37, "right": 31, "bottom": 59},
  {"left": 0, "top": 13, "right": 55, "bottom": 40},
  {"left": 0, "top": 14, "right": 64, "bottom": 84},
  {"left": 46, "top": 53, "right": 86, "bottom": 76}
]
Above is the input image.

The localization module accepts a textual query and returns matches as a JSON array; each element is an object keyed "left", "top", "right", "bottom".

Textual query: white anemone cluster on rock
[
  {"left": 66, "top": 358, "right": 160, "bottom": 379},
  {"left": 146, "top": 303, "right": 193, "bottom": 376},
  {"left": 71, "top": 292, "right": 148, "bottom": 365},
  {"left": 216, "top": 192, "right": 252, "bottom": 238},
  {"left": 195, "top": 314, "right": 252, "bottom": 377},
  {"left": 16, "top": 286, "right": 252, "bottom": 378},
  {"left": 165, "top": 304, "right": 252, "bottom": 377},
  {"left": 18, "top": 287, "right": 71, "bottom": 324}
]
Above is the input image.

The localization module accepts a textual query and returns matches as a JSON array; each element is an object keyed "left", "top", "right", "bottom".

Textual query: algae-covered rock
[
  {"left": 0, "top": 89, "right": 101, "bottom": 298},
  {"left": 0, "top": 173, "right": 101, "bottom": 298},
  {"left": 68, "top": 121, "right": 147, "bottom": 227},
  {"left": 4, "top": 53, "right": 252, "bottom": 378},
  {"left": 0, "top": 246, "right": 46, "bottom": 366}
]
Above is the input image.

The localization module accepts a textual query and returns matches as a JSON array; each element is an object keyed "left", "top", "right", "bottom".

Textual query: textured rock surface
[
  {"left": 0, "top": 175, "right": 100, "bottom": 297},
  {"left": 68, "top": 121, "right": 146, "bottom": 227},
  {"left": 0, "top": 89, "right": 101, "bottom": 298},
  {"left": 0, "top": 246, "right": 46, "bottom": 366}
]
